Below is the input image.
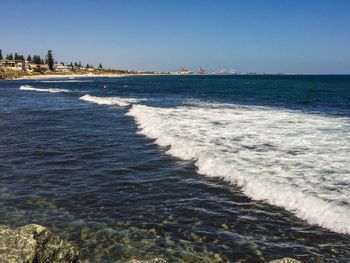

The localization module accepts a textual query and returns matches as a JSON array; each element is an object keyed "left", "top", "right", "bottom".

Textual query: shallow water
[{"left": 0, "top": 75, "right": 349, "bottom": 262}]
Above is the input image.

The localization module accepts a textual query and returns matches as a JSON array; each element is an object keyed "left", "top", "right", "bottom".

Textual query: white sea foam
[
  {"left": 127, "top": 103, "right": 350, "bottom": 234},
  {"left": 79, "top": 94, "right": 140, "bottom": 107},
  {"left": 20, "top": 85, "right": 71, "bottom": 93}
]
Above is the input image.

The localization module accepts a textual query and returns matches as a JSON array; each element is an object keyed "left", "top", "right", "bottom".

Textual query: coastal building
[
  {"left": 0, "top": 59, "right": 25, "bottom": 71},
  {"left": 28, "top": 63, "right": 49, "bottom": 71},
  {"left": 178, "top": 67, "right": 193, "bottom": 74},
  {"left": 54, "top": 64, "right": 70, "bottom": 72},
  {"left": 198, "top": 66, "right": 207, "bottom": 75},
  {"left": 228, "top": 69, "right": 237, "bottom": 75}
]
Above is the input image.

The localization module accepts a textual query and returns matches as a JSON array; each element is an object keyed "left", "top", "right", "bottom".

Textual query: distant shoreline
[
  {"left": 0, "top": 72, "right": 173, "bottom": 80},
  {"left": 16, "top": 73, "right": 128, "bottom": 80},
  {"left": 2, "top": 72, "right": 349, "bottom": 81}
]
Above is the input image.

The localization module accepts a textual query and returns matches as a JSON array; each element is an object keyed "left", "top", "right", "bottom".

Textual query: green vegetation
[
  {"left": 0, "top": 48, "right": 150, "bottom": 80},
  {"left": 0, "top": 69, "right": 41, "bottom": 80},
  {"left": 32, "top": 55, "right": 42, "bottom": 64},
  {"left": 14, "top": 53, "right": 25, "bottom": 61},
  {"left": 46, "top": 50, "right": 54, "bottom": 71}
]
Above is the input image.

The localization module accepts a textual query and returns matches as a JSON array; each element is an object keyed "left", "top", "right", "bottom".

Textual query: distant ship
[{"left": 214, "top": 69, "right": 237, "bottom": 75}]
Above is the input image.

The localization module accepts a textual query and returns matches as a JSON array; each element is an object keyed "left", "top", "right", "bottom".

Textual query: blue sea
[{"left": 0, "top": 75, "right": 350, "bottom": 262}]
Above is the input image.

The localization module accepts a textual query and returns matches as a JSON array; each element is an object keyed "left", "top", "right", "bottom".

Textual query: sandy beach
[{"left": 16, "top": 73, "right": 127, "bottom": 80}]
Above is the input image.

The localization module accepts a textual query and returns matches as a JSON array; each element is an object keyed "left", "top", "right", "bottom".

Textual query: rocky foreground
[
  {"left": 0, "top": 224, "right": 78, "bottom": 263},
  {"left": 0, "top": 224, "right": 302, "bottom": 263}
]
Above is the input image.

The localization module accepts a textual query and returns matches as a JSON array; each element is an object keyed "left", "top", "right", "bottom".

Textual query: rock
[
  {"left": 126, "top": 258, "right": 167, "bottom": 263},
  {"left": 0, "top": 224, "right": 79, "bottom": 263},
  {"left": 127, "top": 257, "right": 301, "bottom": 263},
  {"left": 269, "top": 258, "right": 302, "bottom": 263}
]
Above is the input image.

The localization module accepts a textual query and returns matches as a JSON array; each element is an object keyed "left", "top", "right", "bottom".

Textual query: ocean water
[{"left": 0, "top": 75, "right": 349, "bottom": 262}]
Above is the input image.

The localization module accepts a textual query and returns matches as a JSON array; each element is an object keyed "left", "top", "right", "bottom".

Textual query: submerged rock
[
  {"left": 269, "top": 258, "right": 302, "bottom": 263},
  {"left": 126, "top": 257, "right": 301, "bottom": 263},
  {"left": 0, "top": 224, "right": 79, "bottom": 263},
  {"left": 126, "top": 258, "right": 167, "bottom": 263}
]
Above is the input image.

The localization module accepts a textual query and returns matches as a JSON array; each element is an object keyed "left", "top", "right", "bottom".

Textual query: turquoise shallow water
[{"left": 0, "top": 75, "right": 350, "bottom": 262}]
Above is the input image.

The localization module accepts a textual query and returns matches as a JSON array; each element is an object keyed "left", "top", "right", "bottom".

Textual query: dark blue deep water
[{"left": 0, "top": 75, "right": 350, "bottom": 262}]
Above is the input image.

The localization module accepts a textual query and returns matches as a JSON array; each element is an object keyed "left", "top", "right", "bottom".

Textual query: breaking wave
[
  {"left": 20, "top": 85, "right": 71, "bottom": 93},
  {"left": 127, "top": 103, "right": 350, "bottom": 234},
  {"left": 79, "top": 94, "right": 141, "bottom": 107}
]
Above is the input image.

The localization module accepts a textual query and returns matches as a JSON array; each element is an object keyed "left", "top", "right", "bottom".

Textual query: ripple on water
[{"left": 0, "top": 78, "right": 350, "bottom": 262}]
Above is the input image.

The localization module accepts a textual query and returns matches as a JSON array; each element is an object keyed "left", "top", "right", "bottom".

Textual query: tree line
[
  {"left": 0, "top": 49, "right": 54, "bottom": 70},
  {"left": 0, "top": 49, "right": 103, "bottom": 71}
]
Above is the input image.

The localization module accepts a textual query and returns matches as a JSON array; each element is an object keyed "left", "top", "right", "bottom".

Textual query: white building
[
  {"left": 54, "top": 64, "right": 70, "bottom": 72},
  {"left": 0, "top": 59, "right": 25, "bottom": 71}
]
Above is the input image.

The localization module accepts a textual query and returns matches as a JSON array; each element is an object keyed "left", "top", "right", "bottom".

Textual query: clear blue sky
[{"left": 1, "top": 0, "right": 349, "bottom": 73}]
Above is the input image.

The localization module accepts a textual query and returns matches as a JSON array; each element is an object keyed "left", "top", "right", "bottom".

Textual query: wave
[
  {"left": 20, "top": 85, "right": 71, "bottom": 93},
  {"left": 79, "top": 94, "right": 141, "bottom": 107},
  {"left": 127, "top": 103, "right": 350, "bottom": 235}
]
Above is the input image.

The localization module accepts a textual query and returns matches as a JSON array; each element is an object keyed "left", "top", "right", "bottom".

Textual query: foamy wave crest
[
  {"left": 79, "top": 94, "right": 140, "bottom": 107},
  {"left": 127, "top": 103, "right": 350, "bottom": 234},
  {"left": 20, "top": 85, "right": 71, "bottom": 93}
]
